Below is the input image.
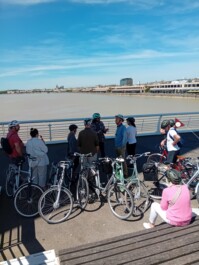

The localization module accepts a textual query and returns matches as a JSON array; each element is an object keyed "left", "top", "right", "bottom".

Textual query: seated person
[{"left": 143, "top": 169, "right": 196, "bottom": 229}]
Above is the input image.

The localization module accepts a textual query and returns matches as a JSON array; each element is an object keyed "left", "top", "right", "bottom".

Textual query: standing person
[
  {"left": 78, "top": 119, "right": 99, "bottom": 165},
  {"left": 143, "top": 169, "right": 193, "bottom": 229},
  {"left": 115, "top": 114, "right": 128, "bottom": 177},
  {"left": 67, "top": 124, "right": 79, "bottom": 175},
  {"left": 26, "top": 128, "right": 49, "bottom": 188},
  {"left": 126, "top": 117, "right": 137, "bottom": 156},
  {"left": 91, "top": 113, "right": 109, "bottom": 157},
  {"left": 7, "top": 120, "right": 25, "bottom": 163},
  {"left": 160, "top": 120, "right": 181, "bottom": 163}
]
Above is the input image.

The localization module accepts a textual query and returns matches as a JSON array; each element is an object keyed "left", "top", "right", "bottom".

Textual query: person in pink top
[{"left": 143, "top": 169, "right": 193, "bottom": 229}]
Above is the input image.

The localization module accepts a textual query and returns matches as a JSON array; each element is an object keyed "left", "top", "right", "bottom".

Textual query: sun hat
[{"left": 115, "top": 114, "right": 124, "bottom": 121}]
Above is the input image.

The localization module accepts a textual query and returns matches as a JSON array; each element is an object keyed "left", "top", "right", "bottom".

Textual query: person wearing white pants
[
  {"left": 26, "top": 128, "right": 49, "bottom": 188},
  {"left": 143, "top": 169, "right": 195, "bottom": 229}
]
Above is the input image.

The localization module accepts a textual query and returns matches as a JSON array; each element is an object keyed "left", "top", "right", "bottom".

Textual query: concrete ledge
[{"left": 0, "top": 250, "right": 59, "bottom": 265}]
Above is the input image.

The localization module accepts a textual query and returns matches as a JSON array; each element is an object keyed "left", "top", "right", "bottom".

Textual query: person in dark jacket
[
  {"left": 91, "top": 113, "right": 109, "bottom": 157},
  {"left": 78, "top": 119, "right": 99, "bottom": 165}
]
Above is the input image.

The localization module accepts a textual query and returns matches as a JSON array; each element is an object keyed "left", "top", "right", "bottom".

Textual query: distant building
[{"left": 120, "top": 78, "right": 133, "bottom": 86}]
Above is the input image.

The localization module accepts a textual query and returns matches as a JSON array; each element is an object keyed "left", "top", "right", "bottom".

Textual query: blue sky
[{"left": 0, "top": 0, "right": 199, "bottom": 90}]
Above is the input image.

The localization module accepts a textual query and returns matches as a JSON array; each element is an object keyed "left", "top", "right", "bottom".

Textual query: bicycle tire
[
  {"left": 149, "top": 182, "right": 169, "bottom": 200},
  {"left": 85, "top": 182, "right": 102, "bottom": 212},
  {"left": 38, "top": 186, "right": 73, "bottom": 224},
  {"left": 196, "top": 184, "right": 199, "bottom": 204},
  {"left": 5, "top": 169, "right": 15, "bottom": 197},
  {"left": 147, "top": 153, "right": 167, "bottom": 165},
  {"left": 107, "top": 183, "right": 134, "bottom": 220},
  {"left": 127, "top": 180, "right": 150, "bottom": 216},
  {"left": 14, "top": 183, "right": 43, "bottom": 217},
  {"left": 76, "top": 174, "right": 89, "bottom": 210}
]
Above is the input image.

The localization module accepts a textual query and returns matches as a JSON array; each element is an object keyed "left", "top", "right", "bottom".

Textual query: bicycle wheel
[
  {"left": 5, "top": 168, "right": 18, "bottom": 197},
  {"left": 147, "top": 153, "right": 167, "bottom": 165},
  {"left": 196, "top": 184, "right": 199, "bottom": 204},
  {"left": 127, "top": 181, "right": 150, "bottom": 216},
  {"left": 85, "top": 182, "right": 102, "bottom": 212},
  {"left": 14, "top": 183, "right": 43, "bottom": 217},
  {"left": 38, "top": 186, "right": 73, "bottom": 224},
  {"left": 149, "top": 181, "right": 169, "bottom": 200},
  {"left": 107, "top": 183, "right": 134, "bottom": 220},
  {"left": 76, "top": 174, "right": 89, "bottom": 210}
]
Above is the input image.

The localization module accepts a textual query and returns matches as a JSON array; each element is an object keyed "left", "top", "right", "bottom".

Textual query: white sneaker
[{"left": 143, "top": 222, "right": 154, "bottom": 229}]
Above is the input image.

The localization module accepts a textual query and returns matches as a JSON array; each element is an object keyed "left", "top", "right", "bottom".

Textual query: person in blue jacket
[{"left": 115, "top": 114, "right": 128, "bottom": 177}]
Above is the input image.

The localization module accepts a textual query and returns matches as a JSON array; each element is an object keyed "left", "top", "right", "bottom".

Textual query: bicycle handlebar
[
  {"left": 126, "top": 152, "right": 151, "bottom": 160},
  {"left": 73, "top": 152, "right": 93, "bottom": 157}
]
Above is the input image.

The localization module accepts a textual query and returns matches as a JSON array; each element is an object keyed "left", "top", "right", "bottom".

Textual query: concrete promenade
[{"left": 0, "top": 133, "right": 198, "bottom": 262}]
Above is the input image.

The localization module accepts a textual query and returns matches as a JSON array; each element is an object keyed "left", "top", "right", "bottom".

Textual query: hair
[
  {"left": 69, "top": 124, "right": 78, "bottom": 131},
  {"left": 30, "top": 128, "right": 39, "bottom": 138},
  {"left": 127, "top": 118, "right": 136, "bottom": 127}
]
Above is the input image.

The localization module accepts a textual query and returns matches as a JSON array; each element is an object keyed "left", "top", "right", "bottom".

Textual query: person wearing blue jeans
[{"left": 115, "top": 114, "right": 128, "bottom": 177}]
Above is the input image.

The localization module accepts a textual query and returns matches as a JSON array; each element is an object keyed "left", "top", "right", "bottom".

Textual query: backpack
[
  {"left": 1, "top": 137, "right": 13, "bottom": 154},
  {"left": 142, "top": 162, "right": 158, "bottom": 181}
]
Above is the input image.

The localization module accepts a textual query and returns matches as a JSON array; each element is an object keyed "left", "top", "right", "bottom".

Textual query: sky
[{"left": 0, "top": 0, "right": 199, "bottom": 90}]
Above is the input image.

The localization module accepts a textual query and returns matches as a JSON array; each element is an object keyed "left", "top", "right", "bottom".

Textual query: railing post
[
  {"left": 157, "top": 115, "right": 163, "bottom": 134},
  {"left": 48, "top": 124, "right": 52, "bottom": 141}
]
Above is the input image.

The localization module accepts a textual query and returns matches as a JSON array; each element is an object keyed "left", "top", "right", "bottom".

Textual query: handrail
[{"left": 0, "top": 112, "right": 199, "bottom": 144}]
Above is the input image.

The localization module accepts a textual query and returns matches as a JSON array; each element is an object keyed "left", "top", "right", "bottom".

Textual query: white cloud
[{"left": 0, "top": 0, "right": 56, "bottom": 5}]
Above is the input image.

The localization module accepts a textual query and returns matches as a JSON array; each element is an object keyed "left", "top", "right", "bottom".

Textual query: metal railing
[{"left": 0, "top": 112, "right": 199, "bottom": 144}]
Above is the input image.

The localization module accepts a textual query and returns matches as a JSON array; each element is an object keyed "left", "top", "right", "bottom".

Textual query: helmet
[
  {"left": 166, "top": 169, "right": 182, "bottom": 184},
  {"left": 161, "top": 120, "right": 170, "bottom": 129},
  {"left": 115, "top": 114, "right": 124, "bottom": 121},
  {"left": 9, "top": 120, "right": 19, "bottom": 128},
  {"left": 126, "top": 116, "right": 135, "bottom": 123},
  {"left": 169, "top": 119, "right": 175, "bottom": 127},
  {"left": 92, "top": 113, "right": 100, "bottom": 119},
  {"left": 69, "top": 124, "right": 78, "bottom": 131},
  {"left": 84, "top": 119, "right": 92, "bottom": 126}
]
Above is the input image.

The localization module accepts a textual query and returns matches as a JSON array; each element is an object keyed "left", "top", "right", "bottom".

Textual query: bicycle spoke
[
  {"left": 108, "top": 184, "right": 133, "bottom": 220},
  {"left": 38, "top": 187, "right": 73, "bottom": 224},
  {"left": 14, "top": 184, "right": 43, "bottom": 217}
]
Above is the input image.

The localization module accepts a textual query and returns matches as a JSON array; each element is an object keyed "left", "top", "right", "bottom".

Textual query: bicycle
[
  {"left": 5, "top": 157, "right": 27, "bottom": 197},
  {"left": 73, "top": 152, "right": 94, "bottom": 210},
  {"left": 125, "top": 152, "right": 150, "bottom": 216},
  {"left": 148, "top": 157, "right": 199, "bottom": 200},
  {"left": 85, "top": 156, "right": 134, "bottom": 220},
  {"left": 38, "top": 160, "right": 73, "bottom": 224},
  {"left": 147, "top": 145, "right": 167, "bottom": 165},
  {"left": 13, "top": 155, "right": 44, "bottom": 217}
]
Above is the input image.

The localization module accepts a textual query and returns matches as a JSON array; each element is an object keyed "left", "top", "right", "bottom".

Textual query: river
[{"left": 0, "top": 93, "right": 199, "bottom": 122}]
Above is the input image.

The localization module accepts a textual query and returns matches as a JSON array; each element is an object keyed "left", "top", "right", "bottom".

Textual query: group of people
[
  {"left": 6, "top": 120, "right": 49, "bottom": 188},
  {"left": 67, "top": 113, "right": 137, "bottom": 178},
  {"left": 5, "top": 116, "right": 198, "bottom": 230}
]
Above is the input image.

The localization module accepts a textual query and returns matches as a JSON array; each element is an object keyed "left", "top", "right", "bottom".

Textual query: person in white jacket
[{"left": 26, "top": 128, "right": 49, "bottom": 188}]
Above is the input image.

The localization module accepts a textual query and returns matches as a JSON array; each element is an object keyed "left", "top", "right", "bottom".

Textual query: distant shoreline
[{"left": 1, "top": 91, "right": 199, "bottom": 99}]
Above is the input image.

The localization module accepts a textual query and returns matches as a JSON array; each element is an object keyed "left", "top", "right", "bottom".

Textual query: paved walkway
[{"left": 0, "top": 147, "right": 198, "bottom": 262}]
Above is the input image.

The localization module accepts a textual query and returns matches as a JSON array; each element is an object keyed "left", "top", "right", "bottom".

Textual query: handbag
[{"left": 169, "top": 186, "right": 182, "bottom": 207}]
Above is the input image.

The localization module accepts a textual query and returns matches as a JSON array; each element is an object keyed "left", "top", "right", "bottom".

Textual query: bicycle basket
[
  {"left": 142, "top": 162, "right": 158, "bottom": 181},
  {"left": 100, "top": 160, "right": 113, "bottom": 175}
]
